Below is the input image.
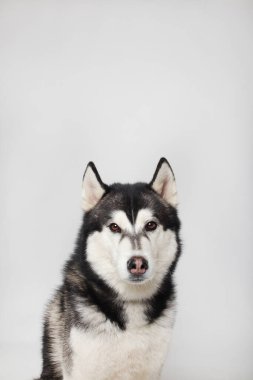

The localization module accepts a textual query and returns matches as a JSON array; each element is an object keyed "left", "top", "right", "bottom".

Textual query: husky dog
[{"left": 36, "top": 158, "right": 181, "bottom": 380}]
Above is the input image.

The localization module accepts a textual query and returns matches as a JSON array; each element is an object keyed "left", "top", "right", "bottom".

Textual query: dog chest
[{"left": 65, "top": 313, "right": 172, "bottom": 380}]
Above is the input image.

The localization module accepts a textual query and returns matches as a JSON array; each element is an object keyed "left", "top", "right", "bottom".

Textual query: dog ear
[
  {"left": 82, "top": 162, "right": 107, "bottom": 211},
  {"left": 150, "top": 157, "right": 178, "bottom": 207}
]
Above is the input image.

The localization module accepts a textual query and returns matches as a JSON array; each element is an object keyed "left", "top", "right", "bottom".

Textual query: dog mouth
[{"left": 127, "top": 274, "right": 148, "bottom": 283}]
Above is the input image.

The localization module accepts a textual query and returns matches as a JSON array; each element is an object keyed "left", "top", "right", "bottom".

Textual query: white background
[{"left": 0, "top": 1, "right": 252, "bottom": 379}]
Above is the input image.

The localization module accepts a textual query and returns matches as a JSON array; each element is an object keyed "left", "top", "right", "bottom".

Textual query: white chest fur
[{"left": 63, "top": 303, "right": 174, "bottom": 380}]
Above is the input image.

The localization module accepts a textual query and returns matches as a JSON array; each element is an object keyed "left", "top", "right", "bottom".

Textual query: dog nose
[{"left": 127, "top": 256, "right": 148, "bottom": 275}]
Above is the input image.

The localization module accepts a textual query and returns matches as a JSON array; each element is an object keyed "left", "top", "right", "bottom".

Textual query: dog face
[{"left": 81, "top": 158, "right": 180, "bottom": 301}]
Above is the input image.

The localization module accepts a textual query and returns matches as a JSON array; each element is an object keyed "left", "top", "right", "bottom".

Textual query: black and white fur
[{"left": 36, "top": 158, "right": 181, "bottom": 380}]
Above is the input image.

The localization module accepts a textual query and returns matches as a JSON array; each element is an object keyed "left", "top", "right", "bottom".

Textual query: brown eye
[
  {"left": 109, "top": 223, "right": 121, "bottom": 233},
  {"left": 145, "top": 221, "right": 157, "bottom": 231}
]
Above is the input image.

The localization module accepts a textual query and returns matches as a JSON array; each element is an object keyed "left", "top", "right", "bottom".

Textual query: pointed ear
[
  {"left": 81, "top": 162, "right": 107, "bottom": 211},
  {"left": 150, "top": 158, "right": 178, "bottom": 207}
]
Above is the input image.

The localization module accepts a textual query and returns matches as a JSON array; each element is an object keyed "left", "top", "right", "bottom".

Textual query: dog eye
[
  {"left": 109, "top": 223, "right": 121, "bottom": 233},
  {"left": 145, "top": 221, "right": 157, "bottom": 231}
]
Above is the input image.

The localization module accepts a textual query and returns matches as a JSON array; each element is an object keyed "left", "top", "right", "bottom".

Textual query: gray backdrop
[{"left": 0, "top": 1, "right": 252, "bottom": 379}]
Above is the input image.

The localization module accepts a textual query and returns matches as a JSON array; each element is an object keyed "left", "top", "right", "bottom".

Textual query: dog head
[{"left": 81, "top": 158, "right": 180, "bottom": 301}]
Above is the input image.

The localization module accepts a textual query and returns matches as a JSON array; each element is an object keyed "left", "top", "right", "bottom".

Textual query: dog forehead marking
[{"left": 111, "top": 208, "right": 154, "bottom": 233}]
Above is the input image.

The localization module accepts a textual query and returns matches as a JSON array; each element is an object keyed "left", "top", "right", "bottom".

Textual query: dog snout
[{"left": 127, "top": 256, "right": 148, "bottom": 275}]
